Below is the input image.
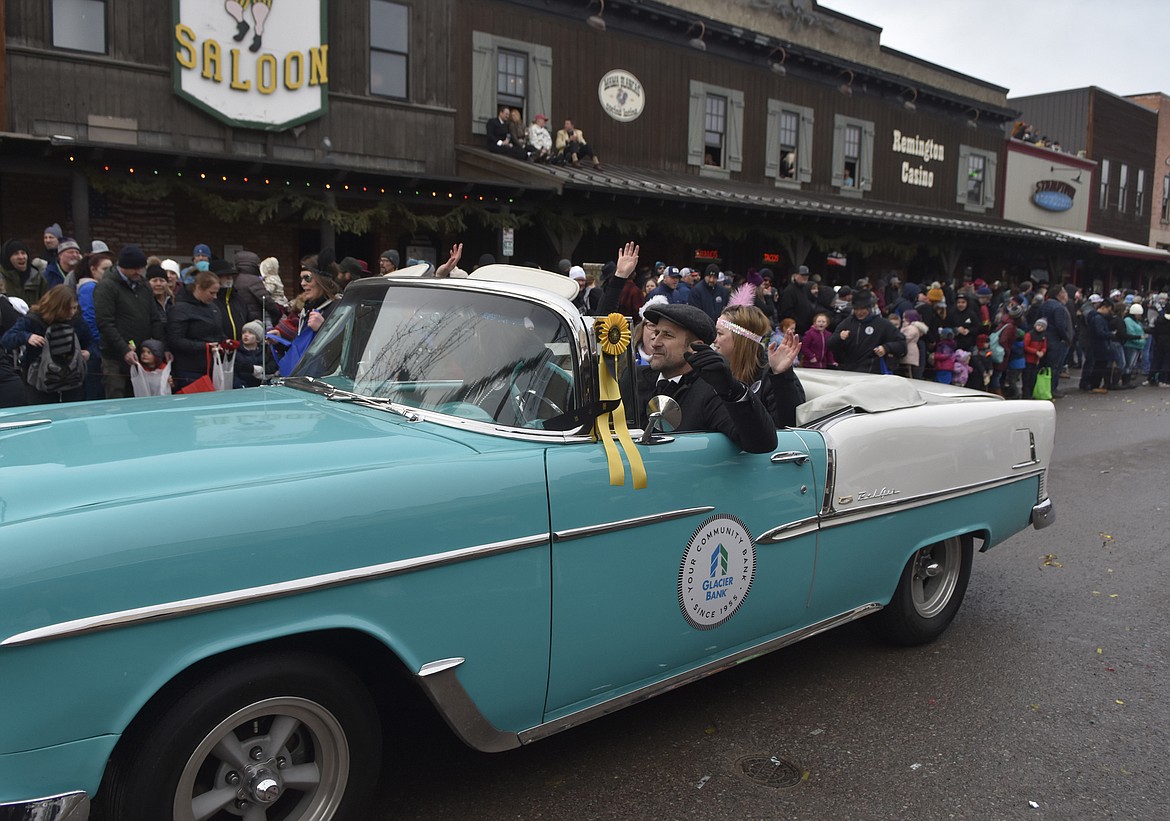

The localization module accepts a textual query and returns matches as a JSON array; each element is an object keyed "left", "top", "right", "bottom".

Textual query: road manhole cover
[{"left": 735, "top": 754, "right": 804, "bottom": 789}]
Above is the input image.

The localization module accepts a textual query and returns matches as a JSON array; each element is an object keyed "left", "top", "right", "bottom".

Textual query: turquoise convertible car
[{"left": 0, "top": 266, "right": 1054, "bottom": 821}]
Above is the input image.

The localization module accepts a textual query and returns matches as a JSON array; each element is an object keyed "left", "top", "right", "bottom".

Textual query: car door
[{"left": 543, "top": 428, "right": 819, "bottom": 719}]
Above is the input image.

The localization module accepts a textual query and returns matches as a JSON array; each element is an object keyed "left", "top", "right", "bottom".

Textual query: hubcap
[
  {"left": 910, "top": 538, "right": 961, "bottom": 619},
  {"left": 173, "top": 697, "right": 350, "bottom": 821}
]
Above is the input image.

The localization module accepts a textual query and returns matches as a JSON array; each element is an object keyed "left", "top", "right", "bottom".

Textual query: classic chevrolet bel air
[{"left": 0, "top": 266, "right": 1054, "bottom": 821}]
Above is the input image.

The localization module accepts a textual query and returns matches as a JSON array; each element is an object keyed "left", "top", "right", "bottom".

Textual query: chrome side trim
[
  {"left": 0, "top": 419, "right": 52, "bottom": 432},
  {"left": 820, "top": 448, "right": 838, "bottom": 516},
  {"left": 0, "top": 791, "right": 89, "bottom": 821},
  {"left": 518, "top": 604, "right": 881, "bottom": 745},
  {"left": 821, "top": 470, "right": 1044, "bottom": 528},
  {"left": 1, "top": 533, "right": 550, "bottom": 648},
  {"left": 1011, "top": 430, "right": 1039, "bottom": 469},
  {"left": 419, "top": 657, "right": 465, "bottom": 677},
  {"left": 1031, "top": 498, "right": 1055, "bottom": 529},
  {"left": 413, "top": 663, "right": 521, "bottom": 753},
  {"left": 756, "top": 516, "right": 820, "bottom": 545},
  {"left": 553, "top": 506, "right": 715, "bottom": 543}
]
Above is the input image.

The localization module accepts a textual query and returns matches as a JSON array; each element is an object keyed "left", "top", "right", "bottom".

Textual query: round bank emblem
[
  {"left": 598, "top": 69, "right": 645, "bottom": 122},
  {"left": 678, "top": 514, "right": 756, "bottom": 630}
]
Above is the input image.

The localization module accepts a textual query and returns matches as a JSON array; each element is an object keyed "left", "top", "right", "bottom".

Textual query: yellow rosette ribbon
[{"left": 593, "top": 313, "right": 647, "bottom": 489}]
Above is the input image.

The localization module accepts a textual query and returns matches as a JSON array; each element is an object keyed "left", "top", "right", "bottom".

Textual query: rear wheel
[
  {"left": 99, "top": 651, "right": 380, "bottom": 821},
  {"left": 870, "top": 535, "right": 973, "bottom": 646}
]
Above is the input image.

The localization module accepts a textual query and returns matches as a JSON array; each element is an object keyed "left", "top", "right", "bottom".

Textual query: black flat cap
[{"left": 642, "top": 303, "right": 716, "bottom": 344}]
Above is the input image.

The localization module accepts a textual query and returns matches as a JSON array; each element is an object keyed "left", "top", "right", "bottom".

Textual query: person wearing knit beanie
[
  {"left": 117, "top": 244, "right": 149, "bottom": 270},
  {"left": 926, "top": 287, "right": 945, "bottom": 303}
]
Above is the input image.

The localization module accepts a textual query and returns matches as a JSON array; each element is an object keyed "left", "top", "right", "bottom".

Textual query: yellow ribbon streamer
[{"left": 594, "top": 314, "right": 647, "bottom": 489}]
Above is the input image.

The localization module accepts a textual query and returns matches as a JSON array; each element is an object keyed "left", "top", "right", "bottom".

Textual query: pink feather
[{"left": 728, "top": 283, "right": 757, "bottom": 307}]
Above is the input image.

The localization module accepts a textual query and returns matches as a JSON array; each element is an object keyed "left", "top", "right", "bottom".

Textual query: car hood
[{"left": 0, "top": 387, "right": 475, "bottom": 527}]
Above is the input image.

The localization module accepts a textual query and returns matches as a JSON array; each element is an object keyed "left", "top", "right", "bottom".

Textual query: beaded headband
[{"left": 717, "top": 317, "right": 763, "bottom": 345}]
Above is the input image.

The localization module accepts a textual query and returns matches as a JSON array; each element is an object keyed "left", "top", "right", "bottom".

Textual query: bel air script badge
[{"left": 838, "top": 487, "right": 900, "bottom": 505}]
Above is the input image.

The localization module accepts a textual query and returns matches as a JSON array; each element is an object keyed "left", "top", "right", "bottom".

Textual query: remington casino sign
[{"left": 173, "top": 0, "right": 328, "bottom": 131}]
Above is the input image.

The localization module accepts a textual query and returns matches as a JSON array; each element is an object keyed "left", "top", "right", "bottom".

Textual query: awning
[
  {"left": 1022, "top": 225, "right": 1170, "bottom": 262},
  {"left": 457, "top": 146, "right": 1091, "bottom": 246}
]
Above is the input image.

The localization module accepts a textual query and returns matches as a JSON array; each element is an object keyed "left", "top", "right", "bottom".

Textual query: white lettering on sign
[{"left": 892, "top": 130, "right": 945, "bottom": 189}]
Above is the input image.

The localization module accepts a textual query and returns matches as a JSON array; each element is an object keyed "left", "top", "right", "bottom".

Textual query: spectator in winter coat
[
  {"left": 1148, "top": 304, "right": 1170, "bottom": 386},
  {"left": 898, "top": 309, "right": 929, "bottom": 379},
  {"left": 94, "top": 244, "right": 163, "bottom": 399},
  {"left": 2, "top": 239, "right": 48, "bottom": 305},
  {"left": 1022, "top": 318, "right": 1049, "bottom": 399},
  {"left": 688, "top": 265, "right": 729, "bottom": 321},
  {"left": 1122, "top": 303, "right": 1146, "bottom": 388},
  {"left": 167, "top": 271, "right": 227, "bottom": 392},
  {"left": 1038, "top": 286, "right": 1073, "bottom": 397},
  {"left": 212, "top": 259, "right": 250, "bottom": 341},
  {"left": 0, "top": 285, "right": 92, "bottom": 405},
  {"left": 778, "top": 265, "right": 814, "bottom": 333},
  {"left": 828, "top": 291, "right": 907, "bottom": 374},
  {"left": 950, "top": 293, "right": 980, "bottom": 351},
  {"left": 233, "top": 250, "right": 283, "bottom": 325},
  {"left": 1084, "top": 298, "right": 1116, "bottom": 393},
  {"left": 0, "top": 291, "right": 27, "bottom": 408},
  {"left": 800, "top": 311, "right": 836, "bottom": 369}
]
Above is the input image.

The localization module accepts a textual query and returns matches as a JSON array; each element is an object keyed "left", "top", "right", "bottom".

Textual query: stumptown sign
[{"left": 173, "top": 0, "right": 329, "bottom": 131}]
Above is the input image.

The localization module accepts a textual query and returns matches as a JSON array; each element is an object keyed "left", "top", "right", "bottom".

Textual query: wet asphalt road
[{"left": 375, "top": 385, "right": 1170, "bottom": 821}]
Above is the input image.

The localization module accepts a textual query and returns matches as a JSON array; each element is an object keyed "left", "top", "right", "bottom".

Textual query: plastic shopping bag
[
  {"left": 130, "top": 360, "right": 172, "bottom": 397},
  {"left": 212, "top": 348, "right": 236, "bottom": 391},
  {"left": 1032, "top": 367, "right": 1053, "bottom": 400}
]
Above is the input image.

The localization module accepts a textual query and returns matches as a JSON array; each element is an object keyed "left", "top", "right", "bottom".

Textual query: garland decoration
[{"left": 592, "top": 313, "right": 646, "bottom": 489}]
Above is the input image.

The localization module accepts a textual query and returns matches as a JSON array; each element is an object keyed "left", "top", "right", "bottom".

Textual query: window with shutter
[{"left": 470, "top": 32, "right": 553, "bottom": 137}]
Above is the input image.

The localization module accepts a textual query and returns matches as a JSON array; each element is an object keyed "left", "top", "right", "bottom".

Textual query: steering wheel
[{"left": 507, "top": 359, "right": 570, "bottom": 427}]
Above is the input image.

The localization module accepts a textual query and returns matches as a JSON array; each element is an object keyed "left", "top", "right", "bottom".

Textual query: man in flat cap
[{"left": 597, "top": 242, "right": 777, "bottom": 453}]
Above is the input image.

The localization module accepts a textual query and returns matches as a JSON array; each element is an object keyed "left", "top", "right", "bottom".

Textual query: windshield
[{"left": 290, "top": 282, "right": 580, "bottom": 429}]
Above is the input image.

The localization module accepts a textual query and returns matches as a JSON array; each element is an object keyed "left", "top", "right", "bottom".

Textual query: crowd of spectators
[
  {"left": 1010, "top": 121, "right": 1072, "bottom": 154},
  {"left": 0, "top": 227, "right": 472, "bottom": 408},
  {"left": 5, "top": 223, "right": 1168, "bottom": 411},
  {"left": 569, "top": 253, "right": 1170, "bottom": 401}
]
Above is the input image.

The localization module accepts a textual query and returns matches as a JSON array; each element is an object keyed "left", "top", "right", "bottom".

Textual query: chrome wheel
[
  {"left": 174, "top": 697, "right": 350, "bottom": 821},
  {"left": 909, "top": 537, "right": 963, "bottom": 619}
]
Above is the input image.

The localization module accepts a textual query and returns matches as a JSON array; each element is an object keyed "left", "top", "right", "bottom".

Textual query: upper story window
[
  {"left": 52, "top": 0, "right": 107, "bottom": 54},
  {"left": 704, "top": 95, "right": 727, "bottom": 167},
  {"left": 1137, "top": 169, "right": 1146, "bottom": 218},
  {"left": 831, "top": 115, "right": 874, "bottom": 193},
  {"left": 765, "top": 100, "right": 814, "bottom": 186},
  {"left": 1162, "top": 175, "right": 1170, "bottom": 224},
  {"left": 370, "top": 0, "right": 409, "bottom": 99},
  {"left": 471, "top": 32, "right": 552, "bottom": 137},
  {"left": 1099, "top": 159, "right": 1111, "bottom": 209},
  {"left": 688, "top": 81, "right": 744, "bottom": 179},
  {"left": 497, "top": 50, "right": 528, "bottom": 108},
  {"left": 956, "top": 146, "right": 997, "bottom": 212},
  {"left": 1118, "top": 163, "right": 1129, "bottom": 213}
]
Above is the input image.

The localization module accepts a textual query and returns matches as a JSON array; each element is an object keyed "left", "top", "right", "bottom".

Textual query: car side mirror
[{"left": 640, "top": 395, "right": 681, "bottom": 444}]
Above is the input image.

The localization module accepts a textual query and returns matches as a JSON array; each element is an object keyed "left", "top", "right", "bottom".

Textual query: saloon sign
[
  {"left": 173, "top": 0, "right": 328, "bottom": 131},
  {"left": 891, "top": 129, "right": 945, "bottom": 189}
]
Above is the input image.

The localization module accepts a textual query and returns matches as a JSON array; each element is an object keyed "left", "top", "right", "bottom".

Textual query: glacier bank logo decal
[{"left": 678, "top": 514, "right": 755, "bottom": 630}]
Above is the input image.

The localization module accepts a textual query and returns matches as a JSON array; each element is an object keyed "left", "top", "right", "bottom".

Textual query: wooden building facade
[{"left": 0, "top": 0, "right": 1117, "bottom": 286}]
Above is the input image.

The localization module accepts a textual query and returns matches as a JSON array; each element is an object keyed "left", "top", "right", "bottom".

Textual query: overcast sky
[{"left": 821, "top": 0, "right": 1169, "bottom": 99}]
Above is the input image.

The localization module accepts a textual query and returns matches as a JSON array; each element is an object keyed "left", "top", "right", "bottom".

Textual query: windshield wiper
[{"left": 276, "top": 376, "right": 420, "bottom": 420}]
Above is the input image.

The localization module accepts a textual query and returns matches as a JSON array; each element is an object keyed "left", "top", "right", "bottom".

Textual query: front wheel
[
  {"left": 98, "top": 651, "right": 381, "bottom": 821},
  {"left": 869, "top": 535, "right": 973, "bottom": 646}
]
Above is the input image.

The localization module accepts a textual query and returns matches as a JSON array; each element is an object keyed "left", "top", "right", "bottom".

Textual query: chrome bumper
[
  {"left": 1031, "top": 498, "right": 1055, "bottom": 529},
  {"left": 0, "top": 792, "right": 88, "bottom": 821}
]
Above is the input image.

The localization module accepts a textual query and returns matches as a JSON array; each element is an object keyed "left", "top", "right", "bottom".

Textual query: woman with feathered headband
[{"left": 712, "top": 282, "right": 805, "bottom": 427}]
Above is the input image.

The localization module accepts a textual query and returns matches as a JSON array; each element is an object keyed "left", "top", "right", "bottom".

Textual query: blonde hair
[{"left": 719, "top": 305, "right": 771, "bottom": 384}]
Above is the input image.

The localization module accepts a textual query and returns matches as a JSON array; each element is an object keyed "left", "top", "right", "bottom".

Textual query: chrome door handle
[{"left": 771, "top": 451, "right": 809, "bottom": 466}]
